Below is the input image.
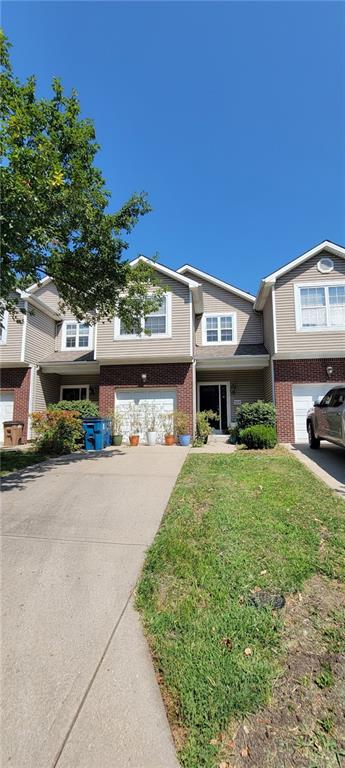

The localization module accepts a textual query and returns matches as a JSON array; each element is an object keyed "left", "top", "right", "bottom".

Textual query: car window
[
  {"left": 320, "top": 390, "right": 336, "bottom": 407},
  {"left": 331, "top": 388, "right": 345, "bottom": 408}
]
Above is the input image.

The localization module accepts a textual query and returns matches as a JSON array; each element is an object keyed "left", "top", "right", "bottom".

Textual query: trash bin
[
  {"left": 82, "top": 418, "right": 110, "bottom": 451},
  {"left": 3, "top": 421, "right": 24, "bottom": 447}
]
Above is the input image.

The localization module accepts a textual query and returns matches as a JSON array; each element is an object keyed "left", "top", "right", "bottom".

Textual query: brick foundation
[
  {"left": 99, "top": 363, "right": 193, "bottom": 432},
  {"left": 274, "top": 358, "right": 345, "bottom": 442},
  {"left": 0, "top": 367, "right": 31, "bottom": 442}
]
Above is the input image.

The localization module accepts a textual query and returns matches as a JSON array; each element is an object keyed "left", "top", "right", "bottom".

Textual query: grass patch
[
  {"left": 0, "top": 448, "right": 50, "bottom": 476},
  {"left": 136, "top": 448, "right": 345, "bottom": 768}
]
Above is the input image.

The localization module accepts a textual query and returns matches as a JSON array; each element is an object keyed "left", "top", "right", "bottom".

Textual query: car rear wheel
[{"left": 307, "top": 421, "right": 320, "bottom": 449}]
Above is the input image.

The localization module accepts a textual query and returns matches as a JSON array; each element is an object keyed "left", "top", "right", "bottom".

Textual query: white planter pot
[{"left": 146, "top": 431, "right": 157, "bottom": 446}]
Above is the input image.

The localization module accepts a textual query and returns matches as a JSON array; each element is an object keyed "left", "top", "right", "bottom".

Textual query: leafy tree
[{"left": 0, "top": 31, "right": 162, "bottom": 325}]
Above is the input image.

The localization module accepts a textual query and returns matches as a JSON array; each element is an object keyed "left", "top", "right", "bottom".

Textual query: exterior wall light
[
  {"left": 141, "top": 373, "right": 147, "bottom": 384},
  {"left": 326, "top": 365, "right": 333, "bottom": 378}
]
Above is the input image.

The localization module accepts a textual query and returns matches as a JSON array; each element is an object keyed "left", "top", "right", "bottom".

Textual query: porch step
[{"left": 207, "top": 434, "right": 230, "bottom": 444}]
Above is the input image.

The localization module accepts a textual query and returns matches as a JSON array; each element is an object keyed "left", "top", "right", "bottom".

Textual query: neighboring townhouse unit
[
  {"left": 255, "top": 240, "right": 345, "bottom": 442},
  {"left": 1, "top": 240, "right": 344, "bottom": 445}
]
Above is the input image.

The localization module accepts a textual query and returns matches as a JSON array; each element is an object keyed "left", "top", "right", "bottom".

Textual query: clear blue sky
[{"left": 3, "top": 1, "right": 345, "bottom": 294}]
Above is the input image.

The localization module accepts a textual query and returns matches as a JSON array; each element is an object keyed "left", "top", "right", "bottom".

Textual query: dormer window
[
  {"left": 295, "top": 284, "right": 345, "bottom": 331},
  {"left": 62, "top": 321, "right": 93, "bottom": 350},
  {"left": 202, "top": 313, "right": 237, "bottom": 345}
]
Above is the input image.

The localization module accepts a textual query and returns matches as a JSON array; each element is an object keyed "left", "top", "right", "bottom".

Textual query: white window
[
  {"left": 202, "top": 313, "right": 236, "bottom": 345},
  {"left": 60, "top": 385, "right": 89, "bottom": 401},
  {"left": 114, "top": 294, "right": 172, "bottom": 339},
  {"left": 62, "top": 321, "right": 93, "bottom": 350},
  {"left": 295, "top": 284, "right": 345, "bottom": 331},
  {"left": 0, "top": 311, "right": 8, "bottom": 345}
]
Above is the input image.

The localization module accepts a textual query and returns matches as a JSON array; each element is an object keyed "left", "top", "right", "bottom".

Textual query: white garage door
[
  {"left": 115, "top": 389, "right": 176, "bottom": 443},
  {"left": 0, "top": 391, "right": 14, "bottom": 443},
  {"left": 292, "top": 383, "right": 336, "bottom": 443}
]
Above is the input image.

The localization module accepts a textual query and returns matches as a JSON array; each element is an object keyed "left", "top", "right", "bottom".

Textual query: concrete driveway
[
  {"left": 1, "top": 446, "right": 188, "bottom": 768},
  {"left": 289, "top": 442, "right": 345, "bottom": 498}
]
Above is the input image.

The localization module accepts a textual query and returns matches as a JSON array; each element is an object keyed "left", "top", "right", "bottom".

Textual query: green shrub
[
  {"left": 240, "top": 424, "right": 277, "bottom": 449},
  {"left": 49, "top": 399, "right": 99, "bottom": 418},
  {"left": 236, "top": 400, "right": 276, "bottom": 430},
  {"left": 32, "top": 410, "right": 83, "bottom": 454},
  {"left": 194, "top": 410, "right": 218, "bottom": 445}
]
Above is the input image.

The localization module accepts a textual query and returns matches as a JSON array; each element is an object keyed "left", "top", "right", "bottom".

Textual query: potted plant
[
  {"left": 173, "top": 410, "right": 191, "bottom": 447},
  {"left": 161, "top": 412, "right": 175, "bottom": 445},
  {"left": 110, "top": 410, "right": 123, "bottom": 446},
  {"left": 144, "top": 404, "right": 158, "bottom": 446},
  {"left": 195, "top": 410, "right": 218, "bottom": 445},
  {"left": 129, "top": 404, "right": 141, "bottom": 446}
]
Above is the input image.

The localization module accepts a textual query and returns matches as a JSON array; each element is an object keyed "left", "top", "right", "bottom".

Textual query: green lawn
[
  {"left": 136, "top": 448, "right": 345, "bottom": 768},
  {"left": 0, "top": 449, "right": 50, "bottom": 476}
]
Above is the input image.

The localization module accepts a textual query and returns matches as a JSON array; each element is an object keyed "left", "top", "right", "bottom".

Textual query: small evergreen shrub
[
  {"left": 236, "top": 400, "right": 276, "bottom": 430},
  {"left": 49, "top": 399, "right": 99, "bottom": 418},
  {"left": 32, "top": 410, "right": 83, "bottom": 454},
  {"left": 240, "top": 424, "right": 277, "bottom": 449}
]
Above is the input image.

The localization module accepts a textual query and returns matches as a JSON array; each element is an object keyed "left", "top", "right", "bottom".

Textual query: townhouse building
[{"left": 1, "top": 240, "right": 344, "bottom": 445}]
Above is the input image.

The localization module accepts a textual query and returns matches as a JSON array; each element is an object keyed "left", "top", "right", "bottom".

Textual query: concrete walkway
[
  {"left": 1, "top": 446, "right": 188, "bottom": 768},
  {"left": 288, "top": 443, "right": 345, "bottom": 499}
]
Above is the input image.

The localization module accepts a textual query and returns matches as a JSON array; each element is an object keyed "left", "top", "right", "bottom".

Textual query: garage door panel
[
  {"left": 115, "top": 389, "right": 176, "bottom": 443},
  {"left": 292, "top": 383, "right": 342, "bottom": 443},
  {"left": 0, "top": 392, "right": 14, "bottom": 444}
]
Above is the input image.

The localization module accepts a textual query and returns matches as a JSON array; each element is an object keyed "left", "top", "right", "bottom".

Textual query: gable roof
[
  {"left": 16, "top": 289, "right": 61, "bottom": 321},
  {"left": 129, "top": 256, "right": 204, "bottom": 312},
  {"left": 177, "top": 264, "right": 256, "bottom": 303},
  {"left": 26, "top": 276, "right": 53, "bottom": 294},
  {"left": 254, "top": 240, "right": 345, "bottom": 310},
  {"left": 129, "top": 256, "right": 199, "bottom": 287}
]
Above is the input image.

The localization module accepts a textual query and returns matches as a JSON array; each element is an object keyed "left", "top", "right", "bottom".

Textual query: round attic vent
[{"left": 317, "top": 257, "right": 334, "bottom": 274}]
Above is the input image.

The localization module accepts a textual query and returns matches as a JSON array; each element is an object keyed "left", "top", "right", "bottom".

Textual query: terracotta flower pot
[
  {"left": 165, "top": 434, "right": 175, "bottom": 446},
  {"left": 129, "top": 435, "right": 139, "bottom": 446}
]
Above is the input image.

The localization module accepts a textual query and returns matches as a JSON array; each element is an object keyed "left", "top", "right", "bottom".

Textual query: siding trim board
[
  {"left": 177, "top": 264, "right": 256, "bottom": 302},
  {"left": 0, "top": 311, "right": 9, "bottom": 345},
  {"left": 272, "top": 287, "right": 278, "bottom": 353}
]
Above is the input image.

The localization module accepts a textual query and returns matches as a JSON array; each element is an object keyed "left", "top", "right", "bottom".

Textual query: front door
[{"left": 199, "top": 384, "right": 228, "bottom": 432}]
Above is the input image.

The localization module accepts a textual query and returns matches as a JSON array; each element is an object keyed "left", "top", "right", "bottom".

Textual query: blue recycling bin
[{"left": 82, "top": 418, "right": 110, "bottom": 451}]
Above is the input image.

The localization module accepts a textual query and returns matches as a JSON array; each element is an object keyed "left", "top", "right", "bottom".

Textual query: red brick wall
[
  {"left": 99, "top": 363, "right": 193, "bottom": 431},
  {"left": 0, "top": 367, "right": 31, "bottom": 441},
  {"left": 274, "top": 358, "right": 345, "bottom": 442}
]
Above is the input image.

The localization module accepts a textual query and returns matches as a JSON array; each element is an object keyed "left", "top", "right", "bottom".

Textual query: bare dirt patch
[{"left": 221, "top": 576, "right": 345, "bottom": 768}]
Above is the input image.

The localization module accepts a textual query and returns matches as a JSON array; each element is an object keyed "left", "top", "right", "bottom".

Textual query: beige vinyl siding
[
  {"left": 33, "top": 283, "right": 95, "bottom": 352},
  {"left": 59, "top": 375, "right": 99, "bottom": 404},
  {"left": 34, "top": 371, "right": 60, "bottom": 411},
  {"left": 34, "top": 282, "right": 61, "bottom": 312},
  {"left": 263, "top": 366, "right": 274, "bottom": 402},
  {"left": 182, "top": 273, "right": 263, "bottom": 350},
  {"left": 275, "top": 251, "right": 345, "bottom": 353},
  {"left": 263, "top": 290, "right": 275, "bottom": 354},
  {"left": 197, "top": 368, "right": 265, "bottom": 421},
  {"left": 0, "top": 303, "right": 25, "bottom": 363},
  {"left": 34, "top": 373, "right": 99, "bottom": 411},
  {"left": 97, "top": 276, "right": 191, "bottom": 359},
  {"left": 25, "top": 307, "right": 56, "bottom": 363}
]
